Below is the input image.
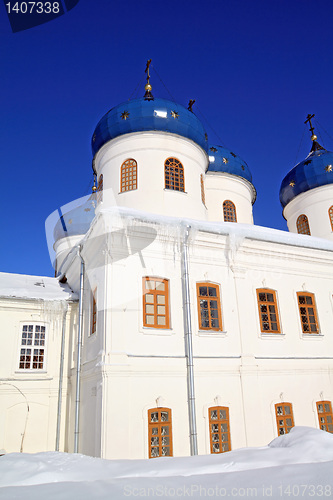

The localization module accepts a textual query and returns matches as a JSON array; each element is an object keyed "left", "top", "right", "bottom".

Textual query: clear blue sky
[{"left": 1, "top": 0, "right": 333, "bottom": 277}]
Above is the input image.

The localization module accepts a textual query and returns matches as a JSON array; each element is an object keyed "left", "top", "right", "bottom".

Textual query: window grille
[
  {"left": 19, "top": 324, "right": 45, "bottom": 370},
  {"left": 143, "top": 277, "right": 169, "bottom": 328},
  {"left": 296, "top": 214, "right": 310, "bottom": 235},
  {"left": 256, "top": 289, "right": 281, "bottom": 333},
  {"left": 275, "top": 403, "right": 294, "bottom": 435},
  {"left": 223, "top": 200, "right": 237, "bottom": 222},
  {"left": 148, "top": 408, "right": 173, "bottom": 458},
  {"left": 121, "top": 159, "right": 137, "bottom": 192},
  {"left": 196, "top": 283, "right": 222, "bottom": 331},
  {"left": 165, "top": 157, "right": 185, "bottom": 192},
  {"left": 208, "top": 406, "right": 231, "bottom": 453}
]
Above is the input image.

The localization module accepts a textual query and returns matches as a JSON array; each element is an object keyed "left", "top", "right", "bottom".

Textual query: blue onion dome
[
  {"left": 53, "top": 194, "right": 96, "bottom": 242},
  {"left": 280, "top": 141, "right": 333, "bottom": 208},
  {"left": 207, "top": 145, "right": 253, "bottom": 183},
  {"left": 91, "top": 97, "right": 208, "bottom": 156}
]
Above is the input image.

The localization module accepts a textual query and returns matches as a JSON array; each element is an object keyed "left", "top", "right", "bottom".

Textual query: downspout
[
  {"left": 181, "top": 225, "right": 198, "bottom": 455},
  {"left": 55, "top": 301, "right": 68, "bottom": 451},
  {"left": 74, "top": 246, "right": 85, "bottom": 453}
]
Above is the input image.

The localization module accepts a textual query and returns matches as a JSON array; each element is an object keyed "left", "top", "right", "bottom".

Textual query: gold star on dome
[
  {"left": 325, "top": 164, "right": 332, "bottom": 172},
  {"left": 171, "top": 110, "right": 179, "bottom": 119},
  {"left": 222, "top": 157, "right": 229, "bottom": 164},
  {"left": 289, "top": 180, "right": 295, "bottom": 187},
  {"left": 92, "top": 133, "right": 96, "bottom": 143},
  {"left": 241, "top": 165, "right": 245, "bottom": 171},
  {"left": 205, "top": 133, "right": 208, "bottom": 141},
  {"left": 121, "top": 111, "right": 130, "bottom": 120},
  {"left": 210, "top": 147, "right": 218, "bottom": 152}
]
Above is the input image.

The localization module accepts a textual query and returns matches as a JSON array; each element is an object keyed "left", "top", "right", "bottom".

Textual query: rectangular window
[
  {"left": 275, "top": 402, "right": 294, "bottom": 435},
  {"left": 91, "top": 288, "right": 97, "bottom": 335},
  {"left": 19, "top": 324, "right": 45, "bottom": 370},
  {"left": 316, "top": 401, "right": 333, "bottom": 433},
  {"left": 297, "top": 292, "right": 319, "bottom": 333},
  {"left": 143, "top": 277, "right": 169, "bottom": 329},
  {"left": 256, "top": 289, "right": 281, "bottom": 333},
  {"left": 209, "top": 406, "right": 231, "bottom": 453},
  {"left": 197, "top": 283, "right": 222, "bottom": 331},
  {"left": 148, "top": 408, "right": 173, "bottom": 458}
]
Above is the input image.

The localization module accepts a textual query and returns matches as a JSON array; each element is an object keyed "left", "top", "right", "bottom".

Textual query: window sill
[
  {"left": 301, "top": 333, "right": 323, "bottom": 339},
  {"left": 260, "top": 332, "right": 285, "bottom": 339},
  {"left": 142, "top": 327, "right": 174, "bottom": 336},
  {"left": 197, "top": 330, "right": 227, "bottom": 337},
  {"left": 15, "top": 369, "right": 48, "bottom": 375},
  {"left": 118, "top": 189, "right": 138, "bottom": 194},
  {"left": 163, "top": 189, "right": 187, "bottom": 194}
]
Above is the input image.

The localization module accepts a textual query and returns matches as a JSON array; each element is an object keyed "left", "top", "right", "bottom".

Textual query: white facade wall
[
  {"left": 63, "top": 212, "right": 333, "bottom": 459},
  {"left": 0, "top": 297, "right": 77, "bottom": 454},
  {"left": 283, "top": 184, "right": 333, "bottom": 240},
  {"left": 205, "top": 172, "right": 255, "bottom": 224},
  {"left": 93, "top": 132, "right": 209, "bottom": 220}
]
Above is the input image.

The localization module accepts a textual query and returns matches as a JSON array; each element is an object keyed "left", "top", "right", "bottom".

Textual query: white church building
[{"left": 1, "top": 72, "right": 333, "bottom": 460}]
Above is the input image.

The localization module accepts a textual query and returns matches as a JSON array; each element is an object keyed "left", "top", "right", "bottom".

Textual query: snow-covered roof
[{"left": 0, "top": 272, "right": 78, "bottom": 301}]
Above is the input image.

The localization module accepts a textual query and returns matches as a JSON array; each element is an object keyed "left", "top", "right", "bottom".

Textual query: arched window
[
  {"left": 208, "top": 406, "right": 231, "bottom": 453},
  {"left": 296, "top": 214, "right": 310, "bottom": 235},
  {"left": 296, "top": 292, "right": 319, "bottom": 333},
  {"left": 275, "top": 402, "right": 294, "bottom": 435},
  {"left": 196, "top": 283, "right": 222, "bottom": 331},
  {"left": 329, "top": 206, "right": 333, "bottom": 231},
  {"left": 97, "top": 174, "right": 103, "bottom": 204},
  {"left": 148, "top": 407, "right": 173, "bottom": 458},
  {"left": 256, "top": 289, "right": 281, "bottom": 333},
  {"left": 121, "top": 159, "right": 137, "bottom": 192},
  {"left": 200, "top": 174, "right": 205, "bottom": 205},
  {"left": 316, "top": 401, "right": 333, "bottom": 433},
  {"left": 223, "top": 200, "right": 237, "bottom": 222},
  {"left": 164, "top": 157, "right": 185, "bottom": 192},
  {"left": 142, "top": 277, "right": 170, "bottom": 329}
]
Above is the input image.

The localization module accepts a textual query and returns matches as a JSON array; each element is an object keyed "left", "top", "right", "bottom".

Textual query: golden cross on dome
[
  {"left": 144, "top": 59, "right": 154, "bottom": 100},
  {"left": 145, "top": 59, "right": 152, "bottom": 85},
  {"left": 304, "top": 113, "right": 317, "bottom": 141}
]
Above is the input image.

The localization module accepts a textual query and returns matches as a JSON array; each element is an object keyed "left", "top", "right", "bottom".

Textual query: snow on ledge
[{"left": 98, "top": 206, "right": 333, "bottom": 253}]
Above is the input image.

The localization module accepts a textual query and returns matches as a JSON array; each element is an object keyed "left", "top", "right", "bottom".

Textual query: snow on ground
[{"left": 0, "top": 427, "right": 332, "bottom": 499}]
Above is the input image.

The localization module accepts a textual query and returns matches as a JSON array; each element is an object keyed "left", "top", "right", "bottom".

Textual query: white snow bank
[
  {"left": 0, "top": 427, "right": 332, "bottom": 499},
  {"left": 0, "top": 272, "right": 78, "bottom": 301}
]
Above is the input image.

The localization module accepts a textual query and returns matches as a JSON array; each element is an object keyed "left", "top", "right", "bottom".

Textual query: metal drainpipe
[
  {"left": 55, "top": 301, "right": 68, "bottom": 451},
  {"left": 181, "top": 224, "right": 198, "bottom": 455},
  {"left": 74, "top": 247, "right": 85, "bottom": 453}
]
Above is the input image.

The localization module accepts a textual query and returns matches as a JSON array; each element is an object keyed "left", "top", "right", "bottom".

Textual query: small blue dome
[
  {"left": 92, "top": 97, "right": 208, "bottom": 156},
  {"left": 280, "top": 146, "right": 333, "bottom": 208},
  {"left": 54, "top": 195, "right": 96, "bottom": 242},
  {"left": 207, "top": 145, "right": 253, "bottom": 183}
]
